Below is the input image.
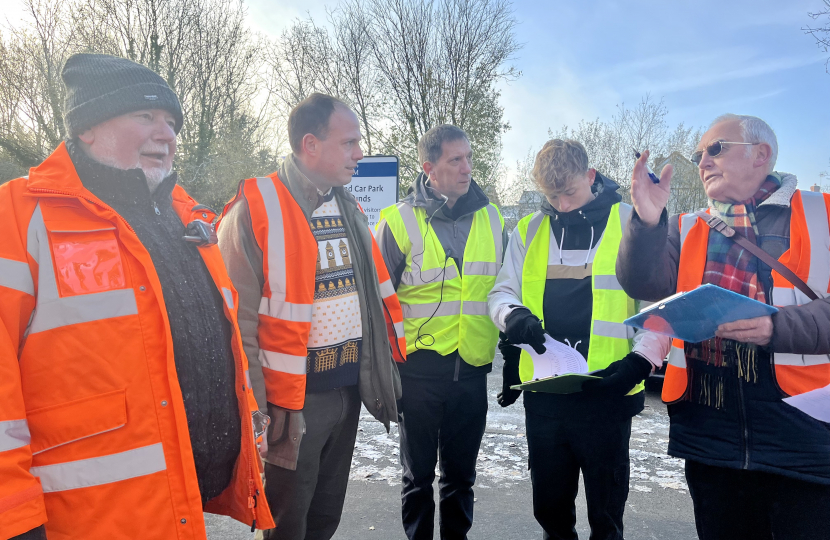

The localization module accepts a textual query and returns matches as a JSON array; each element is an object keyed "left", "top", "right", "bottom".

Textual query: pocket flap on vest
[{"left": 27, "top": 389, "right": 127, "bottom": 455}]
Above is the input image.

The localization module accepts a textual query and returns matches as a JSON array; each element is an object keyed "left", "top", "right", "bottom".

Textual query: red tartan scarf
[{"left": 685, "top": 175, "right": 781, "bottom": 407}]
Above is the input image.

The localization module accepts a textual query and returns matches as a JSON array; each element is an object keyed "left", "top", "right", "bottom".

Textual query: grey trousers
[{"left": 259, "top": 385, "right": 361, "bottom": 540}]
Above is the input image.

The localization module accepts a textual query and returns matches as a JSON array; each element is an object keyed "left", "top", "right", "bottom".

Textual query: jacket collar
[
  {"left": 759, "top": 172, "right": 798, "bottom": 208},
  {"left": 403, "top": 171, "right": 490, "bottom": 221},
  {"left": 26, "top": 141, "right": 87, "bottom": 196},
  {"left": 279, "top": 154, "right": 359, "bottom": 220}
]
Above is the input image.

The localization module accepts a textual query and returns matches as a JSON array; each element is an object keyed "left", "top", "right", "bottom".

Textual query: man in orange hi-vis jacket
[
  {"left": 217, "top": 92, "right": 406, "bottom": 540},
  {"left": 0, "top": 53, "right": 272, "bottom": 540},
  {"left": 617, "top": 114, "right": 830, "bottom": 540}
]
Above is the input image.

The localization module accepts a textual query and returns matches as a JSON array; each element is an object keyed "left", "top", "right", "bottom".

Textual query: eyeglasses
[{"left": 690, "top": 140, "right": 759, "bottom": 165}]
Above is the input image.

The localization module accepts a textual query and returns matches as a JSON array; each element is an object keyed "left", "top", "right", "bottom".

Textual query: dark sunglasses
[{"left": 690, "top": 140, "right": 759, "bottom": 165}]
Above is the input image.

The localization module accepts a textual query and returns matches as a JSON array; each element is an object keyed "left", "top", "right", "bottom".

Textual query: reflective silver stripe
[
  {"left": 524, "top": 212, "right": 545, "bottom": 248},
  {"left": 774, "top": 353, "right": 830, "bottom": 367},
  {"left": 0, "top": 419, "right": 30, "bottom": 452},
  {"left": 800, "top": 191, "right": 830, "bottom": 298},
  {"left": 0, "top": 258, "right": 34, "bottom": 296},
  {"left": 31, "top": 443, "right": 166, "bottom": 493},
  {"left": 222, "top": 287, "right": 234, "bottom": 310},
  {"left": 26, "top": 204, "right": 138, "bottom": 335},
  {"left": 30, "top": 289, "right": 138, "bottom": 334},
  {"left": 667, "top": 345, "right": 686, "bottom": 368},
  {"left": 393, "top": 321, "right": 405, "bottom": 337},
  {"left": 679, "top": 213, "right": 700, "bottom": 249},
  {"left": 617, "top": 203, "right": 633, "bottom": 228},
  {"left": 27, "top": 203, "right": 45, "bottom": 262},
  {"left": 486, "top": 204, "right": 503, "bottom": 263},
  {"left": 400, "top": 265, "right": 459, "bottom": 286},
  {"left": 402, "top": 301, "right": 461, "bottom": 319},
  {"left": 772, "top": 286, "right": 796, "bottom": 307},
  {"left": 245, "top": 370, "right": 253, "bottom": 389},
  {"left": 594, "top": 275, "right": 623, "bottom": 291},
  {"left": 379, "top": 279, "right": 396, "bottom": 299},
  {"left": 592, "top": 320, "right": 635, "bottom": 340},
  {"left": 259, "top": 297, "right": 313, "bottom": 322},
  {"left": 463, "top": 261, "right": 499, "bottom": 276},
  {"left": 256, "top": 177, "right": 289, "bottom": 309},
  {"left": 259, "top": 349, "right": 306, "bottom": 375},
  {"left": 397, "top": 202, "right": 425, "bottom": 266},
  {"left": 462, "top": 300, "right": 490, "bottom": 316}
]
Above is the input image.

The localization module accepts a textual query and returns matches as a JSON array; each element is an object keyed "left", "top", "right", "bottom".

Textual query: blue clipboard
[{"left": 624, "top": 284, "right": 778, "bottom": 343}]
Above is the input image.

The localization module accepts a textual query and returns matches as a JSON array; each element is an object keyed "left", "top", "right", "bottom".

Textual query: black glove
[
  {"left": 582, "top": 352, "right": 653, "bottom": 396},
  {"left": 503, "top": 308, "right": 546, "bottom": 354},
  {"left": 497, "top": 336, "right": 522, "bottom": 407}
]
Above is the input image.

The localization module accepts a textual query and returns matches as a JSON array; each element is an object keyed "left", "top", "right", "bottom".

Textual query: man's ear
[
  {"left": 301, "top": 133, "right": 318, "bottom": 159},
  {"left": 77, "top": 129, "right": 95, "bottom": 145},
  {"left": 754, "top": 143, "right": 772, "bottom": 170},
  {"left": 587, "top": 168, "right": 597, "bottom": 184},
  {"left": 422, "top": 161, "right": 434, "bottom": 178}
]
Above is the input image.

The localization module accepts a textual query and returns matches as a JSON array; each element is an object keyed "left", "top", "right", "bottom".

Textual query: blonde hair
[{"left": 531, "top": 139, "right": 589, "bottom": 194}]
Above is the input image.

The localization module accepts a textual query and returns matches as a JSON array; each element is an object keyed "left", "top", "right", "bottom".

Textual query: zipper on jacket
[
  {"left": 153, "top": 200, "right": 161, "bottom": 215},
  {"left": 738, "top": 376, "right": 750, "bottom": 469},
  {"left": 248, "top": 478, "right": 258, "bottom": 532},
  {"left": 453, "top": 354, "right": 461, "bottom": 382}
]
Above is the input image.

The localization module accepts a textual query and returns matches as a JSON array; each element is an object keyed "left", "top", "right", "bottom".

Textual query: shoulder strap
[{"left": 694, "top": 211, "right": 818, "bottom": 301}]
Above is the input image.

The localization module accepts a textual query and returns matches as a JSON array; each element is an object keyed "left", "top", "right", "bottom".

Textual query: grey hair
[
  {"left": 418, "top": 124, "right": 469, "bottom": 164},
  {"left": 710, "top": 114, "right": 778, "bottom": 173}
]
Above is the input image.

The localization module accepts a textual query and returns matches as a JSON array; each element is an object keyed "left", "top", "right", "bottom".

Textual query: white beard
[
  {"left": 88, "top": 139, "right": 173, "bottom": 193},
  {"left": 142, "top": 165, "right": 173, "bottom": 193}
]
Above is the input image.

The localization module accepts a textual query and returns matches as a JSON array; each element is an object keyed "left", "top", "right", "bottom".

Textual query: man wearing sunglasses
[{"left": 616, "top": 113, "right": 830, "bottom": 540}]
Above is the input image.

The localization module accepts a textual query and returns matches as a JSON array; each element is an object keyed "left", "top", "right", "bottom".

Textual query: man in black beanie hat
[{"left": 0, "top": 53, "right": 273, "bottom": 540}]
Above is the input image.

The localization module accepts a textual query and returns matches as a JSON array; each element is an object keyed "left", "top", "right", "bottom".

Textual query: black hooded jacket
[{"left": 515, "top": 172, "right": 645, "bottom": 420}]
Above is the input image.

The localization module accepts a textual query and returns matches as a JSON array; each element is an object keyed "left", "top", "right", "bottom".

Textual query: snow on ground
[{"left": 348, "top": 384, "right": 686, "bottom": 495}]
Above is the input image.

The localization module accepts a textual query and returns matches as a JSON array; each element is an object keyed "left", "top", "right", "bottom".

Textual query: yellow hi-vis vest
[
  {"left": 379, "top": 201, "right": 504, "bottom": 366},
  {"left": 515, "top": 202, "right": 642, "bottom": 394}
]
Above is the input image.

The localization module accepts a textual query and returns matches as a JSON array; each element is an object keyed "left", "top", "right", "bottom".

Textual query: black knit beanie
[{"left": 62, "top": 53, "right": 184, "bottom": 138}]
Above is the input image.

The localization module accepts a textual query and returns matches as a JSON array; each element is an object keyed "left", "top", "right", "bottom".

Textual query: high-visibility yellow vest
[
  {"left": 379, "top": 201, "right": 504, "bottom": 366},
  {"left": 515, "top": 202, "right": 642, "bottom": 394}
]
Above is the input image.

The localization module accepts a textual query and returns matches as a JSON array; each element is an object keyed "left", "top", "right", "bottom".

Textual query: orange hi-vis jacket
[
  {"left": 0, "top": 143, "right": 274, "bottom": 539},
  {"left": 221, "top": 175, "right": 406, "bottom": 411},
  {"left": 663, "top": 189, "right": 830, "bottom": 403}
]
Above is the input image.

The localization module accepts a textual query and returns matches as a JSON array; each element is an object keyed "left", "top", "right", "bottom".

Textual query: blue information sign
[{"left": 345, "top": 155, "right": 399, "bottom": 232}]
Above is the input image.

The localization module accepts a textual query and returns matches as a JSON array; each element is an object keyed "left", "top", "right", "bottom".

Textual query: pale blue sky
[{"left": 244, "top": 0, "right": 830, "bottom": 188}]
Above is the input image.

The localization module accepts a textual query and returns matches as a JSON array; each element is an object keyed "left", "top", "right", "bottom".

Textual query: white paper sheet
[
  {"left": 783, "top": 384, "right": 830, "bottom": 423},
  {"left": 517, "top": 335, "right": 588, "bottom": 379}
]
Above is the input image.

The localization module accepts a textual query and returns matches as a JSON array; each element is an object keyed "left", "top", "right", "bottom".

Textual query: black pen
[{"left": 632, "top": 149, "right": 660, "bottom": 184}]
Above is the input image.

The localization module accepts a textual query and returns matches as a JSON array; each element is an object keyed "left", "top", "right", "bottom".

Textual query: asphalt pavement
[{"left": 205, "top": 352, "right": 698, "bottom": 539}]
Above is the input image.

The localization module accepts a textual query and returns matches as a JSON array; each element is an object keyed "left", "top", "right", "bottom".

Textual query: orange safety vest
[
  {"left": 663, "top": 189, "right": 830, "bottom": 403},
  {"left": 0, "top": 142, "right": 273, "bottom": 539},
  {"left": 222, "top": 175, "right": 406, "bottom": 411}
]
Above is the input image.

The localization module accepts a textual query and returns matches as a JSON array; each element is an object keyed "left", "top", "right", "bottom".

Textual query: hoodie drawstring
[{"left": 585, "top": 225, "right": 594, "bottom": 269}]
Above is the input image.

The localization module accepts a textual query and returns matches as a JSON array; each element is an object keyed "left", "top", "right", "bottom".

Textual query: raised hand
[{"left": 631, "top": 149, "right": 673, "bottom": 226}]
